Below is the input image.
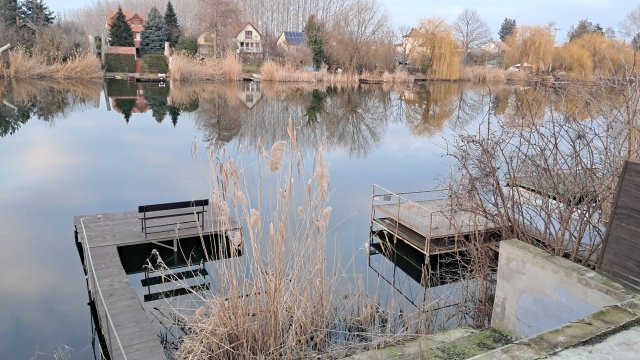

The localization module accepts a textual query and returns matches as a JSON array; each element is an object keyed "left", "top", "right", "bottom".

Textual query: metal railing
[
  {"left": 80, "top": 217, "right": 128, "bottom": 360},
  {"left": 370, "top": 184, "right": 450, "bottom": 255}
]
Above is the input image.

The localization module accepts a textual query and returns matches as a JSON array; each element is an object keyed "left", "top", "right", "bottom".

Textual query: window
[
  {"left": 240, "top": 42, "right": 244, "bottom": 49},
  {"left": 245, "top": 30, "right": 253, "bottom": 39}
]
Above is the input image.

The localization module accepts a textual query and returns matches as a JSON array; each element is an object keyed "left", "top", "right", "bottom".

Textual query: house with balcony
[{"left": 230, "top": 22, "right": 262, "bottom": 57}]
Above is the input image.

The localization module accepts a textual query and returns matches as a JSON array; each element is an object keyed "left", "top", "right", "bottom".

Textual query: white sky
[{"left": 47, "top": 0, "right": 638, "bottom": 42}]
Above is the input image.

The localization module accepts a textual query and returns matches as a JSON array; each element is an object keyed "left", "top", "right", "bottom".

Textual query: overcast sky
[{"left": 47, "top": 0, "right": 638, "bottom": 42}]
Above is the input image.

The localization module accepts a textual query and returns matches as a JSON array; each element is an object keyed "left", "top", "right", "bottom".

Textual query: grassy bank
[{"left": 0, "top": 48, "right": 102, "bottom": 80}]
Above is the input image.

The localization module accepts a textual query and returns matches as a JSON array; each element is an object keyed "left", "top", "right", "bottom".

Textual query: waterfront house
[
  {"left": 106, "top": 11, "right": 145, "bottom": 48},
  {"left": 230, "top": 22, "right": 263, "bottom": 56},
  {"left": 276, "top": 31, "right": 307, "bottom": 50}
]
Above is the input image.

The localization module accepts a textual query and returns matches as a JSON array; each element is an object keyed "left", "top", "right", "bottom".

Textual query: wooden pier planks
[
  {"left": 598, "top": 161, "right": 640, "bottom": 290},
  {"left": 74, "top": 207, "right": 240, "bottom": 359}
]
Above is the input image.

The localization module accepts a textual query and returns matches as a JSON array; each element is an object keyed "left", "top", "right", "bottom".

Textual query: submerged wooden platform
[
  {"left": 371, "top": 186, "right": 498, "bottom": 257},
  {"left": 74, "top": 205, "right": 240, "bottom": 360}
]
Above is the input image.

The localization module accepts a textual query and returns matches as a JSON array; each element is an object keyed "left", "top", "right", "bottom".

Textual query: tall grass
[
  {"left": 260, "top": 60, "right": 413, "bottom": 84},
  {"left": 461, "top": 66, "right": 507, "bottom": 83},
  {"left": 171, "top": 123, "right": 428, "bottom": 359},
  {"left": 170, "top": 53, "right": 241, "bottom": 81},
  {"left": 0, "top": 48, "right": 101, "bottom": 79}
]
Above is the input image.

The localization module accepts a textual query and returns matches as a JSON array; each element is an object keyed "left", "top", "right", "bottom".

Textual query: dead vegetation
[
  {"left": 260, "top": 60, "right": 413, "bottom": 84},
  {"left": 0, "top": 48, "right": 102, "bottom": 80},
  {"left": 170, "top": 53, "right": 241, "bottom": 81},
  {"left": 461, "top": 66, "right": 507, "bottom": 83},
  {"left": 448, "top": 82, "right": 640, "bottom": 266},
  {"left": 174, "top": 123, "right": 420, "bottom": 359}
]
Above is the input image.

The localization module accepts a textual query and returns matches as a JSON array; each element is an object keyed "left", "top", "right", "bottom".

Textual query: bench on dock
[{"left": 139, "top": 199, "right": 209, "bottom": 238}]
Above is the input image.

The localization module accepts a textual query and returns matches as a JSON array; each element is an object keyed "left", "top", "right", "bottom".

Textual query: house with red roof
[{"left": 106, "top": 11, "right": 146, "bottom": 48}]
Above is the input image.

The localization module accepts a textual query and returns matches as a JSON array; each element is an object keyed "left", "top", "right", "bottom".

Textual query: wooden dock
[
  {"left": 74, "top": 202, "right": 240, "bottom": 360},
  {"left": 370, "top": 185, "right": 498, "bottom": 258}
]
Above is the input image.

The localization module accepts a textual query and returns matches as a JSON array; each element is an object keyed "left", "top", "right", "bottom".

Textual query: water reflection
[
  {"left": 4, "top": 77, "right": 635, "bottom": 357},
  {"left": 0, "top": 80, "right": 101, "bottom": 136}
]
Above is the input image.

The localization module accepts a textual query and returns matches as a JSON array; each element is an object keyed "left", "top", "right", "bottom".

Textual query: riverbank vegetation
[
  {"left": 0, "top": 48, "right": 102, "bottom": 79},
  {"left": 169, "top": 53, "right": 241, "bottom": 81}
]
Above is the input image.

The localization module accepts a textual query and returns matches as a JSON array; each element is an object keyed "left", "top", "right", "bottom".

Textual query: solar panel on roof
[{"left": 284, "top": 31, "right": 306, "bottom": 46}]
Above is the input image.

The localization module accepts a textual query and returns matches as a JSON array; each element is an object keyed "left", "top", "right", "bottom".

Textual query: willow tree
[
  {"left": 554, "top": 33, "right": 633, "bottom": 79},
  {"left": 553, "top": 41, "right": 593, "bottom": 80},
  {"left": 409, "top": 18, "right": 462, "bottom": 80},
  {"left": 505, "top": 25, "right": 554, "bottom": 73}
]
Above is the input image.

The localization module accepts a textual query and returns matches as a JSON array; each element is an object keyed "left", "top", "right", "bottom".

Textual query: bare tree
[
  {"left": 619, "top": 5, "right": 640, "bottom": 40},
  {"left": 326, "top": 0, "right": 393, "bottom": 71},
  {"left": 198, "top": 0, "right": 240, "bottom": 55},
  {"left": 453, "top": 9, "right": 491, "bottom": 58}
]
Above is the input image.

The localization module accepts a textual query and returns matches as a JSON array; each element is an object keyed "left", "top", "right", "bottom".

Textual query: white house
[{"left": 230, "top": 22, "right": 262, "bottom": 56}]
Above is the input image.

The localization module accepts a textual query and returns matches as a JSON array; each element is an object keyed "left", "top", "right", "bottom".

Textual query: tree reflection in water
[{"left": 0, "top": 80, "right": 101, "bottom": 136}]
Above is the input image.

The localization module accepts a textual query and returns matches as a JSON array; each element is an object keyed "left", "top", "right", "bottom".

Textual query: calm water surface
[{"left": 0, "top": 79, "right": 495, "bottom": 358}]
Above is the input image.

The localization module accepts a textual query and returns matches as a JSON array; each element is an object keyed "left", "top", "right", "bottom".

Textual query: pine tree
[
  {"left": 568, "top": 19, "right": 605, "bottom": 42},
  {"left": 304, "top": 15, "right": 325, "bottom": 70},
  {"left": 164, "top": 1, "right": 181, "bottom": 46},
  {"left": 109, "top": 6, "right": 134, "bottom": 47},
  {"left": 140, "top": 7, "right": 169, "bottom": 55},
  {"left": 0, "top": 0, "right": 18, "bottom": 27},
  {"left": 19, "top": 0, "right": 54, "bottom": 27},
  {"left": 498, "top": 18, "right": 516, "bottom": 42}
]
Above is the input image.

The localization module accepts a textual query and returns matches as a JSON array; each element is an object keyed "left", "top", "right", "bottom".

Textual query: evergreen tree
[
  {"left": 19, "top": 0, "right": 54, "bottom": 27},
  {"left": 140, "top": 7, "right": 169, "bottom": 55},
  {"left": 108, "top": 6, "right": 134, "bottom": 47},
  {"left": 567, "top": 19, "right": 605, "bottom": 42},
  {"left": 0, "top": 0, "right": 18, "bottom": 27},
  {"left": 164, "top": 1, "right": 181, "bottom": 46},
  {"left": 304, "top": 15, "right": 325, "bottom": 70},
  {"left": 168, "top": 105, "right": 180, "bottom": 127},
  {"left": 498, "top": 18, "right": 516, "bottom": 41}
]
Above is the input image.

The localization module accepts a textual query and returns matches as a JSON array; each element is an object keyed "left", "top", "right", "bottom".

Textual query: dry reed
[
  {"left": 172, "top": 122, "right": 434, "bottom": 359},
  {"left": 1, "top": 48, "right": 101, "bottom": 79},
  {"left": 260, "top": 61, "right": 413, "bottom": 84},
  {"left": 170, "top": 53, "right": 241, "bottom": 81},
  {"left": 461, "top": 66, "right": 507, "bottom": 83}
]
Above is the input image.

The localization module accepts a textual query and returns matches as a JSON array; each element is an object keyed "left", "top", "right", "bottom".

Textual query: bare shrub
[{"left": 448, "top": 83, "right": 639, "bottom": 265}]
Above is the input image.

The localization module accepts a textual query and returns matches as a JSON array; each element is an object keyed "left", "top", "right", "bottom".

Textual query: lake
[{"left": 0, "top": 79, "right": 554, "bottom": 358}]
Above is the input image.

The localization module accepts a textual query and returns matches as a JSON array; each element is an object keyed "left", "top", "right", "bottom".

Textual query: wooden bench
[{"left": 138, "top": 199, "right": 209, "bottom": 238}]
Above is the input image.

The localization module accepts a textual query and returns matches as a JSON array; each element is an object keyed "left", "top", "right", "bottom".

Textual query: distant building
[
  {"left": 197, "top": 32, "right": 216, "bottom": 57},
  {"left": 276, "top": 31, "right": 307, "bottom": 50},
  {"left": 106, "top": 11, "right": 146, "bottom": 48},
  {"left": 229, "top": 22, "right": 263, "bottom": 56},
  {"left": 479, "top": 41, "right": 510, "bottom": 54}
]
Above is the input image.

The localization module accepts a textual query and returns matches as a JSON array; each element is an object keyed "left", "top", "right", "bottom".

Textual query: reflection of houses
[
  {"left": 106, "top": 11, "right": 145, "bottom": 48},
  {"left": 239, "top": 81, "right": 262, "bottom": 109},
  {"left": 230, "top": 22, "right": 263, "bottom": 56},
  {"left": 276, "top": 31, "right": 307, "bottom": 50},
  {"left": 107, "top": 81, "right": 149, "bottom": 116}
]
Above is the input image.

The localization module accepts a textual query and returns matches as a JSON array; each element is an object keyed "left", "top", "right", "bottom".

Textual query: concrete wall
[{"left": 491, "top": 240, "right": 632, "bottom": 339}]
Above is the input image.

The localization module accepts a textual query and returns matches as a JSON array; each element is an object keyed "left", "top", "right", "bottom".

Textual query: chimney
[{"left": 16, "top": 15, "right": 19, "bottom": 26}]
